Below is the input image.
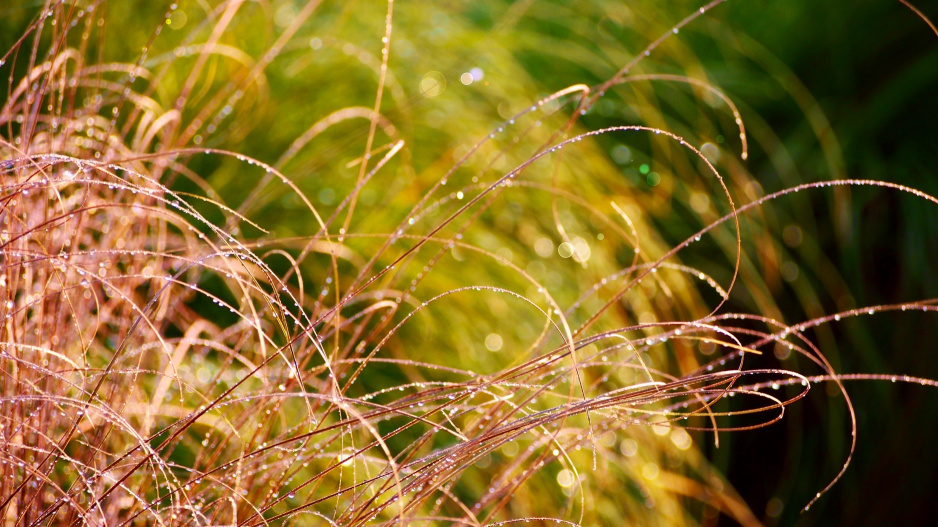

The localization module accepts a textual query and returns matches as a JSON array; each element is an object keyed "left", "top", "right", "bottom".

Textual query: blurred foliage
[{"left": 2, "top": 0, "right": 936, "bottom": 525}]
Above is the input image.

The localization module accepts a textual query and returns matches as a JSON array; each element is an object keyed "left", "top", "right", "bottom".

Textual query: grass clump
[{"left": 1, "top": 0, "right": 937, "bottom": 525}]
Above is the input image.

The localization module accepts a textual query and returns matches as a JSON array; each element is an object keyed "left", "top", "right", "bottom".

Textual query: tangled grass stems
[{"left": 2, "top": 0, "right": 937, "bottom": 525}]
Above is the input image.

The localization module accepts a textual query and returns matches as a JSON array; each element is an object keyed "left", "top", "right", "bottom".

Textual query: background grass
[{"left": 2, "top": 0, "right": 937, "bottom": 525}]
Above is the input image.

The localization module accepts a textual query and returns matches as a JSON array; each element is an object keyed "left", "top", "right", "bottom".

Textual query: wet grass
[{"left": 1, "top": 1, "right": 937, "bottom": 525}]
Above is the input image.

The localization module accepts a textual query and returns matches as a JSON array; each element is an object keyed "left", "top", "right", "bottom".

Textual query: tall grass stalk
[{"left": 1, "top": 0, "right": 936, "bottom": 525}]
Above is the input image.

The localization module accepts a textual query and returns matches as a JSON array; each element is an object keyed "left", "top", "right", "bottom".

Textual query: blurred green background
[{"left": 2, "top": 0, "right": 937, "bottom": 524}]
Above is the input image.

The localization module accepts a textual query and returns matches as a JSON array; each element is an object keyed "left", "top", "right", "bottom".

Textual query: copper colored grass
[{"left": 2, "top": 1, "right": 937, "bottom": 526}]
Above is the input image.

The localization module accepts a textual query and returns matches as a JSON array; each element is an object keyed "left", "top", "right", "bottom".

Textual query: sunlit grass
[{"left": 1, "top": 1, "right": 936, "bottom": 525}]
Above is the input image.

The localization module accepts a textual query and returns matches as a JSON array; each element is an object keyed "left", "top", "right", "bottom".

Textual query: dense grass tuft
[{"left": 2, "top": 1, "right": 936, "bottom": 525}]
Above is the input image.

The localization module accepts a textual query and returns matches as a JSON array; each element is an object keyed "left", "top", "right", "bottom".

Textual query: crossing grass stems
[{"left": 1, "top": 1, "right": 937, "bottom": 525}]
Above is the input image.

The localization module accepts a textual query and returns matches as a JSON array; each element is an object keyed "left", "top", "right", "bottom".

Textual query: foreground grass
[{"left": 1, "top": 1, "right": 937, "bottom": 525}]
